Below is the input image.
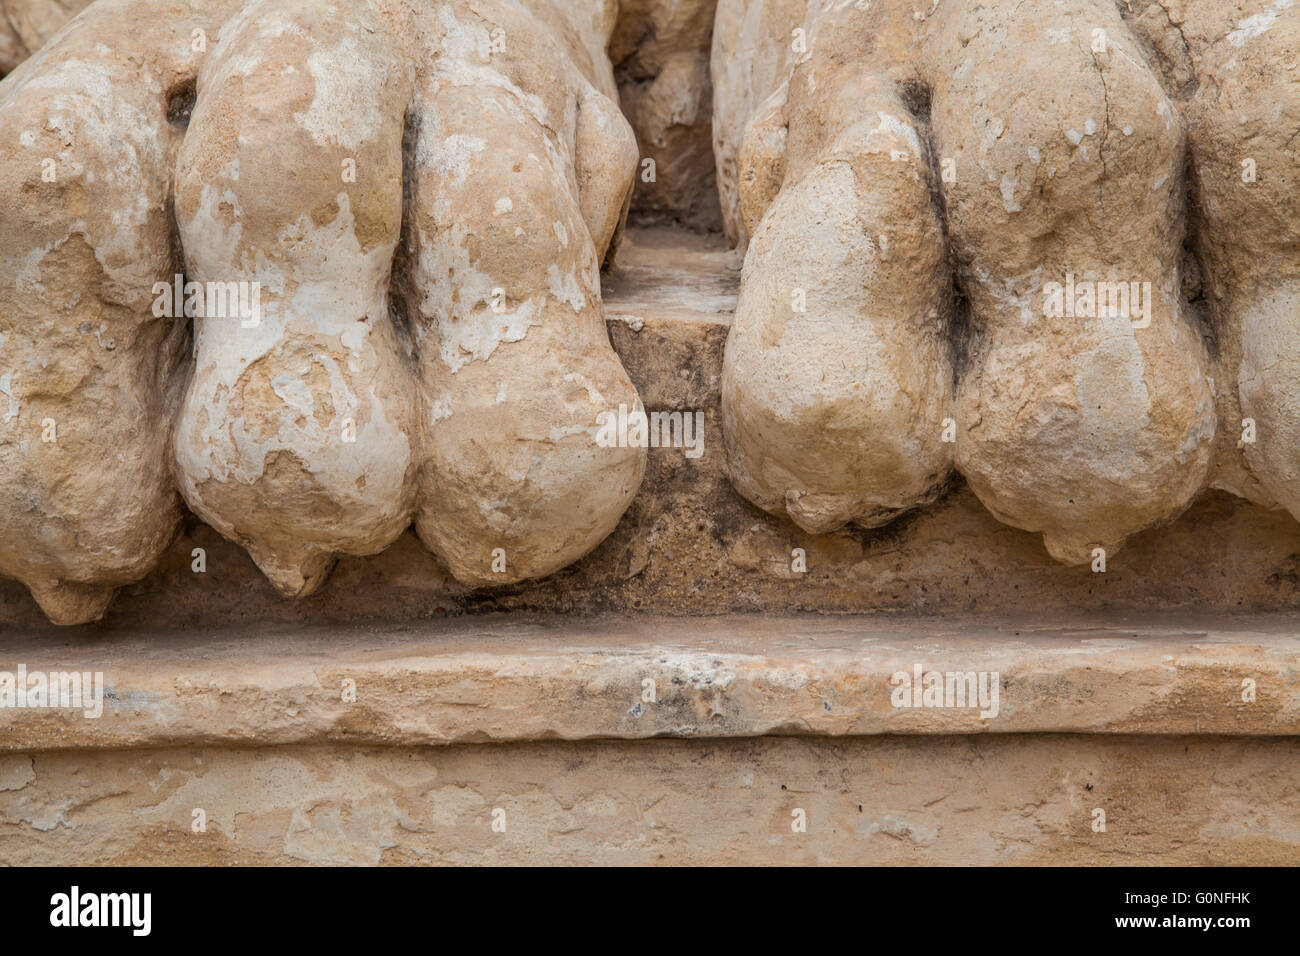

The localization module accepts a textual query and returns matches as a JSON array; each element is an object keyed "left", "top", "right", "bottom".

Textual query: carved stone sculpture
[
  {"left": 0, "top": 0, "right": 645, "bottom": 623},
  {"left": 718, "top": 0, "right": 1297, "bottom": 566}
]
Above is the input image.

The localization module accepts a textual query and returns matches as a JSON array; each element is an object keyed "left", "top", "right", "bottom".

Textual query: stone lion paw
[
  {"left": 1149, "top": 0, "right": 1300, "bottom": 523},
  {"left": 718, "top": 0, "right": 1298, "bottom": 566},
  {"left": 0, "top": 0, "right": 645, "bottom": 623}
]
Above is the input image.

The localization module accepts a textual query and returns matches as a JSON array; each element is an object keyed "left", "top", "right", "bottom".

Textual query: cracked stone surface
[{"left": 0, "top": 2, "right": 1296, "bottom": 868}]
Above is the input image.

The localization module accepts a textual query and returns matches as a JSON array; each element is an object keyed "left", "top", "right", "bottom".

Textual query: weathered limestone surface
[
  {"left": 2, "top": 615, "right": 1298, "bottom": 750},
  {"left": 716, "top": 0, "right": 1300, "bottom": 569},
  {"left": 10, "top": 3, "right": 1295, "bottom": 627},
  {"left": 1127, "top": 1, "right": 1300, "bottom": 519},
  {"left": 1, "top": 614, "right": 1296, "bottom": 865},
  {"left": 721, "top": 15, "right": 957, "bottom": 536},
  {"left": 0, "top": 0, "right": 90, "bottom": 75},
  {"left": 2, "top": 735, "right": 1296, "bottom": 865},
  {"left": 611, "top": 0, "right": 722, "bottom": 230},
  {"left": 4, "top": 228, "right": 1300, "bottom": 629},
  {"left": 0, "top": 3, "right": 1296, "bottom": 870},
  {"left": 711, "top": 0, "right": 805, "bottom": 247},
  {"left": 0, "top": 0, "right": 731, "bottom": 229},
  {"left": 0, "top": 0, "right": 645, "bottom": 624}
]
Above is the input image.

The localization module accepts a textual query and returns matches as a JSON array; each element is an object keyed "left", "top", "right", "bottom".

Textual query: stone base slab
[
  {"left": 0, "top": 613, "right": 1297, "bottom": 865},
  {"left": 2, "top": 734, "right": 1295, "bottom": 865}
]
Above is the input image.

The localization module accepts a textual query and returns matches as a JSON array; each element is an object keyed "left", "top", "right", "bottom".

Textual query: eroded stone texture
[
  {"left": 611, "top": 0, "right": 722, "bottom": 231},
  {"left": 0, "top": 0, "right": 90, "bottom": 75},
  {"left": 3, "top": 614, "right": 1297, "bottom": 748},
  {"left": 0, "top": 4, "right": 208, "bottom": 625},
  {"left": 721, "top": 31, "right": 956, "bottom": 534},
  {"left": 711, "top": 0, "right": 806, "bottom": 248},
  {"left": 0, "top": 0, "right": 646, "bottom": 621},
  {"left": 721, "top": 1, "right": 958, "bottom": 542},
  {"left": 2, "top": 736, "right": 1297, "bottom": 864},
  {"left": 935, "top": 0, "right": 1216, "bottom": 566},
  {"left": 1127, "top": 1, "right": 1300, "bottom": 523},
  {"left": 6, "top": 229, "right": 1300, "bottom": 630},
  {"left": 717, "top": 0, "right": 1299, "bottom": 567}
]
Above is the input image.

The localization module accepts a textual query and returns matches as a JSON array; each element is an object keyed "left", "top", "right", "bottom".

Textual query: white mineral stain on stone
[
  {"left": 549, "top": 422, "right": 590, "bottom": 441},
  {"left": 20, "top": 61, "right": 160, "bottom": 274},
  {"left": 437, "top": 293, "right": 539, "bottom": 373},
  {"left": 426, "top": 133, "right": 486, "bottom": 184},
  {"left": 340, "top": 322, "right": 365, "bottom": 355},
  {"left": 23, "top": 798, "right": 72, "bottom": 831},
  {"left": 562, "top": 372, "right": 605, "bottom": 406},
  {"left": 0, "top": 373, "right": 17, "bottom": 422},
  {"left": 1000, "top": 174, "right": 1021, "bottom": 212},
  {"left": 493, "top": 196, "right": 513, "bottom": 215},
  {"left": 667, "top": 651, "right": 742, "bottom": 691},
  {"left": 429, "top": 394, "right": 453, "bottom": 423},
  {"left": 178, "top": 184, "right": 410, "bottom": 510},
  {"left": 271, "top": 373, "right": 316, "bottom": 418},
  {"left": 417, "top": 217, "right": 543, "bottom": 372},
  {"left": 874, "top": 112, "right": 922, "bottom": 158},
  {"left": 293, "top": 36, "right": 386, "bottom": 151},
  {"left": 1228, "top": 0, "right": 1292, "bottom": 46},
  {"left": 260, "top": 15, "right": 308, "bottom": 40},
  {"left": 435, "top": 5, "right": 551, "bottom": 128},
  {"left": 0, "top": 756, "right": 34, "bottom": 791},
  {"left": 546, "top": 264, "right": 586, "bottom": 310},
  {"left": 15, "top": 240, "right": 59, "bottom": 295}
]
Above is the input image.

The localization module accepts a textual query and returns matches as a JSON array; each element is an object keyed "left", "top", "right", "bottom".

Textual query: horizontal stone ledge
[{"left": 0, "top": 614, "right": 1295, "bottom": 751}]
